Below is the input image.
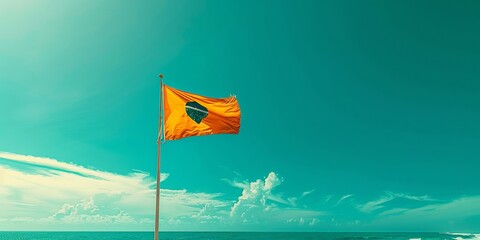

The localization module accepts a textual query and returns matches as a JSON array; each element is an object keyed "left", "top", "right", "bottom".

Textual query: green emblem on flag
[{"left": 185, "top": 101, "right": 208, "bottom": 124}]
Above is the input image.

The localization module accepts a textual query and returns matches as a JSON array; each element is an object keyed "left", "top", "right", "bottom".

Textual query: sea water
[{"left": 0, "top": 232, "right": 478, "bottom": 240}]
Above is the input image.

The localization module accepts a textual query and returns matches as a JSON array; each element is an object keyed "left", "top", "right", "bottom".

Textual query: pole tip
[{"left": 159, "top": 73, "right": 164, "bottom": 79}]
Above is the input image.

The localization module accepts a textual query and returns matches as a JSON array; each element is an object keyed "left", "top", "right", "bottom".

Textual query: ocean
[{"left": 0, "top": 232, "right": 478, "bottom": 240}]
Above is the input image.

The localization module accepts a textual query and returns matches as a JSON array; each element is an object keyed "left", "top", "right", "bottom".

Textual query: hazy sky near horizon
[{"left": 1, "top": 0, "right": 480, "bottom": 232}]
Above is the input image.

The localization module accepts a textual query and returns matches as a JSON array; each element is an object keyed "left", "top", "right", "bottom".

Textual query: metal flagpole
[{"left": 154, "top": 73, "right": 164, "bottom": 240}]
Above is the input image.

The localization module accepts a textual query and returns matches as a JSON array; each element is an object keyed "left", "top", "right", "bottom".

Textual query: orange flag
[{"left": 162, "top": 85, "right": 241, "bottom": 141}]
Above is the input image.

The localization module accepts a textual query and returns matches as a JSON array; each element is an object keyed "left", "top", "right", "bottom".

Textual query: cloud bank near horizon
[
  {"left": 0, "top": 151, "right": 321, "bottom": 231},
  {"left": 1, "top": 151, "right": 480, "bottom": 231}
]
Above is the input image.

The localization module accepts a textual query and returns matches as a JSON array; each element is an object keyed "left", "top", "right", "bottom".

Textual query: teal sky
[{"left": 1, "top": 0, "right": 480, "bottom": 232}]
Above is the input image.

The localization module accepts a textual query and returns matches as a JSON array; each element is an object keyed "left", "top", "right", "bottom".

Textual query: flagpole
[{"left": 154, "top": 73, "right": 164, "bottom": 240}]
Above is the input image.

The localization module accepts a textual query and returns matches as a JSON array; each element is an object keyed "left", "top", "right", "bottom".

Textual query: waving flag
[{"left": 162, "top": 85, "right": 241, "bottom": 140}]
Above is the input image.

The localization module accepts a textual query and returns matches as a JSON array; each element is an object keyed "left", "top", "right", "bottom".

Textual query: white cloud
[
  {"left": 228, "top": 172, "right": 324, "bottom": 226},
  {"left": 230, "top": 172, "right": 282, "bottom": 218},
  {"left": 0, "top": 152, "right": 325, "bottom": 230},
  {"left": 0, "top": 151, "right": 169, "bottom": 183},
  {"left": 52, "top": 197, "right": 99, "bottom": 219},
  {"left": 357, "top": 192, "right": 436, "bottom": 214},
  {"left": 322, "top": 194, "right": 333, "bottom": 204},
  {"left": 347, "top": 192, "right": 480, "bottom": 231},
  {"left": 50, "top": 197, "right": 135, "bottom": 224},
  {"left": 301, "top": 189, "right": 315, "bottom": 198},
  {"left": 191, "top": 203, "right": 225, "bottom": 224},
  {"left": 0, "top": 151, "right": 224, "bottom": 230},
  {"left": 358, "top": 197, "right": 390, "bottom": 214},
  {"left": 366, "top": 196, "right": 480, "bottom": 231},
  {"left": 377, "top": 208, "right": 409, "bottom": 216},
  {"left": 335, "top": 194, "right": 354, "bottom": 206},
  {"left": 309, "top": 218, "right": 320, "bottom": 226}
]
